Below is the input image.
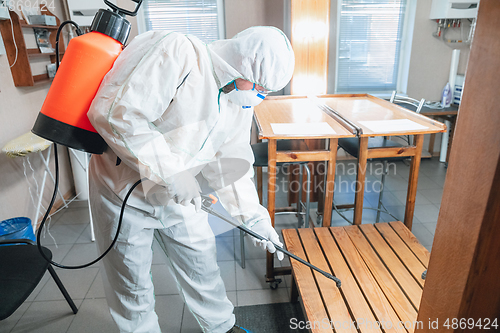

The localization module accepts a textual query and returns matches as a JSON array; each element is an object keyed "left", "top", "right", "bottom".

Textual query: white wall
[
  {"left": 407, "top": 0, "right": 471, "bottom": 101},
  {"left": 0, "top": 1, "right": 75, "bottom": 224}
]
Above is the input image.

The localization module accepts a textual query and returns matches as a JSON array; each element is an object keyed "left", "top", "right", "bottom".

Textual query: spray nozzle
[{"left": 104, "top": 0, "right": 143, "bottom": 17}]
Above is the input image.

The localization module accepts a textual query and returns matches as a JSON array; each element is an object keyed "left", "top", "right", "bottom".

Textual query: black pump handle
[{"left": 104, "top": 0, "right": 143, "bottom": 17}]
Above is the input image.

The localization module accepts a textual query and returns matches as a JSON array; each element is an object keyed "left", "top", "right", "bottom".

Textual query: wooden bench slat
[
  {"left": 359, "top": 224, "right": 423, "bottom": 309},
  {"left": 315, "top": 228, "right": 383, "bottom": 333},
  {"left": 282, "top": 229, "right": 335, "bottom": 333},
  {"left": 374, "top": 223, "right": 427, "bottom": 288},
  {"left": 389, "top": 221, "right": 430, "bottom": 267},
  {"left": 331, "top": 227, "right": 407, "bottom": 333},
  {"left": 344, "top": 225, "right": 417, "bottom": 332},
  {"left": 298, "top": 228, "right": 358, "bottom": 333}
]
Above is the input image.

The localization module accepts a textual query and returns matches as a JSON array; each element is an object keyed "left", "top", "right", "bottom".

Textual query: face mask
[{"left": 226, "top": 82, "right": 267, "bottom": 108}]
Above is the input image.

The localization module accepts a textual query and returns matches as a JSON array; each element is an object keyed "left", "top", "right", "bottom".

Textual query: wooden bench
[{"left": 282, "top": 221, "right": 430, "bottom": 333}]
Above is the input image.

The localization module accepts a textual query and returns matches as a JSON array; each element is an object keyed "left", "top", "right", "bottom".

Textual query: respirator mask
[{"left": 226, "top": 81, "right": 267, "bottom": 108}]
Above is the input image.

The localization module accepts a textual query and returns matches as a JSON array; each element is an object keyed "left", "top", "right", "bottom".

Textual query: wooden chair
[
  {"left": 336, "top": 92, "right": 425, "bottom": 223},
  {"left": 240, "top": 140, "right": 312, "bottom": 269}
]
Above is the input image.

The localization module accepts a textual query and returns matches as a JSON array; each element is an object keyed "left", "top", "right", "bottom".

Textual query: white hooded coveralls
[{"left": 87, "top": 27, "right": 294, "bottom": 333}]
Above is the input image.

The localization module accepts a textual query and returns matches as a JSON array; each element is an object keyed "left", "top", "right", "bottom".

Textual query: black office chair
[
  {"left": 389, "top": 91, "right": 426, "bottom": 144},
  {"left": 336, "top": 92, "right": 425, "bottom": 223},
  {"left": 0, "top": 239, "right": 78, "bottom": 320}
]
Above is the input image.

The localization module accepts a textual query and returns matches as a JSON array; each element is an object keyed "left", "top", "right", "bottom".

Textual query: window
[
  {"left": 336, "top": 0, "right": 408, "bottom": 93},
  {"left": 140, "top": 0, "right": 224, "bottom": 44}
]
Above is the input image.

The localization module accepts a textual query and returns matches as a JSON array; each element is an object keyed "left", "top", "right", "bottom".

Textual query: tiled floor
[{"left": 0, "top": 158, "right": 446, "bottom": 333}]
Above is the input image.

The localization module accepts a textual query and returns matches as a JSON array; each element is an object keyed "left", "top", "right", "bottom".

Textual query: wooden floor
[{"left": 282, "top": 222, "right": 430, "bottom": 333}]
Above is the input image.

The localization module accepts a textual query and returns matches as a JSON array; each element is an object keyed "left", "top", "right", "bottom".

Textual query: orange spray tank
[{"left": 32, "top": 1, "right": 143, "bottom": 154}]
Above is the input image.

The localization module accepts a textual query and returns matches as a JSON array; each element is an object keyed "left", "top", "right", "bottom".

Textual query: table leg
[
  {"left": 446, "top": 116, "right": 456, "bottom": 164},
  {"left": 353, "top": 137, "right": 368, "bottom": 225},
  {"left": 404, "top": 134, "right": 424, "bottom": 230},
  {"left": 256, "top": 167, "right": 263, "bottom": 205},
  {"left": 290, "top": 273, "right": 299, "bottom": 303},
  {"left": 428, "top": 116, "right": 436, "bottom": 157},
  {"left": 429, "top": 133, "right": 436, "bottom": 157},
  {"left": 322, "top": 139, "right": 337, "bottom": 227},
  {"left": 266, "top": 139, "right": 278, "bottom": 282}
]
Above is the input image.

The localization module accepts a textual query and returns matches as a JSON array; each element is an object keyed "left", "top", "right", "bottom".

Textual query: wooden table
[
  {"left": 283, "top": 222, "right": 430, "bottom": 333},
  {"left": 253, "top": 95, "right": 356, "bottom": 284},
  {"left": 419, "top": 105, "right": 458, "bottom": 163},
  {"left": 317, "top": 94, "right": 447, "bottom": 229}
]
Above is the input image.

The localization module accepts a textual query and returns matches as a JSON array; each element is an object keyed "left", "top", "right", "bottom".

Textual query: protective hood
[{"left": 208, "top": 26, "right": 295, "bottom": 92}]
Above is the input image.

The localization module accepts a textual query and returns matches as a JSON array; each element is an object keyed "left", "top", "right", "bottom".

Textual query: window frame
[
  {"left": 136, "top": 0, "right": 226, "bottom": 41},
  {"left": 334, "top": 0, "right": 416, "bottom": 98}
]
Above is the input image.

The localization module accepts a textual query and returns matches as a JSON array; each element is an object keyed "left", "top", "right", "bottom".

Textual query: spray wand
[{"left": 200, "top": 195, "right": 341, "bottom": 288}]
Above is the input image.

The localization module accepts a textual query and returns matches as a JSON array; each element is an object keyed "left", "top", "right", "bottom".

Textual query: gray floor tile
[
  {"left": 156, "top": 295, "right": 184, "bottom": 333},
  {"left": 236, "top": 288, "right": 289, "bottom": 306},
  {"left": 66, "top": 298, "right": 117, "bottom": 333},
  {"left": 181, "top": 305, "right": 202, "bottom": 333},
  {"left": 37, "top": 224, "right": 87, "bottom": 246},
  {"left": 418, "top": 160, "right": 448, "bottom": 176},
  {"left": 218, "top": 261, "right": 236, "bottom": 292},
  {"left": 0, "top": 302, "right": 30, "bottom": 333},
  {"left": 235, "top": 259, "right": 284, "bottom": 291},
  {"left": 331, "top": 192, "right": 355, "bottom": 206},
  {"left": 208, "top": 205, "right": 237, "bottom": 238},
  {"left": 366, "top": 191, "right": 400, "bottom": 208},
  {"left": 418, "top": 188, "right": 444, "bottom": 204},
  {"left": 427, "top": 175, "right": 447, "bottom": 188},
  {"left": 10, "top": 299, "right": 83, "bottom": 333},
  {"left": 333, "top": 179, "right": 357, "bottom": 197},
  {"left": 234, "top": 235, "right": 267, "bottom": 261},
  {"left": 74, "top": 224, "right": 95, "bottom": 244},
  {"left": 59, "top": 243, "right": 100, "bottom": 268},
  {"left": 330, "top": 218, "right": 353, "bottom": 227},
  {"left": 34, "top": 267, "right": 99, "bottom": 301},
  {"left": 216, "top": 237, "right": 235, "bottom": 262},
  {"left": 411, "top": 224, "right": 435, "bottom": 247},
  {"left": 393, "top": 161, "right": 411, "bottom": 179},
  {"left": 39, "top": 244, "right": 74, "bottom": 266},
  {"left": 227, "top": 291, "right": 238, "bottom": 307},
  {"left": 392, "top": 190, "right": 433, "bottom": 206},
  {"left": 364, "top": 176, "right": 384, "bottom": 194},
  {"left": 413, "top": 204, "right": 440, "bottom": 223},
  {"left": 416, "top": 175, "right": 442, "bottom": 190},
  {"left": 54, "top": 206, "right": 90, "bottom": 225},
  {"left": 383, "top": 174, "right": 411, "bottom": 191},
  {"left": 421, "top": 222, "right": 438, "bottom": 236},
  {"left": 380, "top": 205, "right": 407, "bottom": 222},
  {"left": 152, "top": 264, "right": 180, "bottom": 296},
  {"left": 86, "top": 270, "right": 106, "bottom": 299},
  {"left": 152, "top": 239, "right": 168, "bottom": 264}
]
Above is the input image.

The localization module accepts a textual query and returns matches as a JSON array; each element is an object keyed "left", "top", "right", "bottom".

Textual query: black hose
[
  {"left": 36, "top": 144, "right": 143, "bottom": 269},
  {"left": 55, "top": 20, "right": 83, "bottom": 71},
  {"left": 36, "top": 20, "right": 142, "bottom": 269}
]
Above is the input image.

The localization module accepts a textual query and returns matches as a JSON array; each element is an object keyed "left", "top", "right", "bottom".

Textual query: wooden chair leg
[
  {"left": 256, "top": 167, "right": 263, "bottom": 205},
  {"left": 290, "top": 273, "right": 299, "bottom": 303}
]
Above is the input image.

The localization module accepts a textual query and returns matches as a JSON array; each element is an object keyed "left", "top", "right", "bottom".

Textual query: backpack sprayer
[{"left": 29, "top": 0, "right": 341, "bottom": 289}]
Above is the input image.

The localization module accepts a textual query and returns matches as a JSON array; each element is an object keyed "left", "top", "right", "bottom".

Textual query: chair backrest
[{"left": 390, "top": 91, "right": 425, "bottom": 113}]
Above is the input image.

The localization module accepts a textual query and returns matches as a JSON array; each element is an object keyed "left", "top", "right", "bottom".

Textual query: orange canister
[{"left": 32, "top": 9, "right": 131, "bottom": 154}]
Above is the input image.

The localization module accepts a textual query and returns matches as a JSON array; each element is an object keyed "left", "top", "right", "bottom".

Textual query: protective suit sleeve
[
  {"left": 88, "top": 32, "right": 196, "bottom": 187},
  {"left": 202, "top": 109, "right": 270, "bottom": 226}
]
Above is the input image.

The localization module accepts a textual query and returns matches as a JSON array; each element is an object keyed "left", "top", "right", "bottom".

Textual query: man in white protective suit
[{"left": 87, "top": 26, "right": 295, "bottom": 333}]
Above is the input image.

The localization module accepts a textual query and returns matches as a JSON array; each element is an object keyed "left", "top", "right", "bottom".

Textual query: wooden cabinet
[{"left": 0, "top": 5, "right": 64, "bottom": 86}]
